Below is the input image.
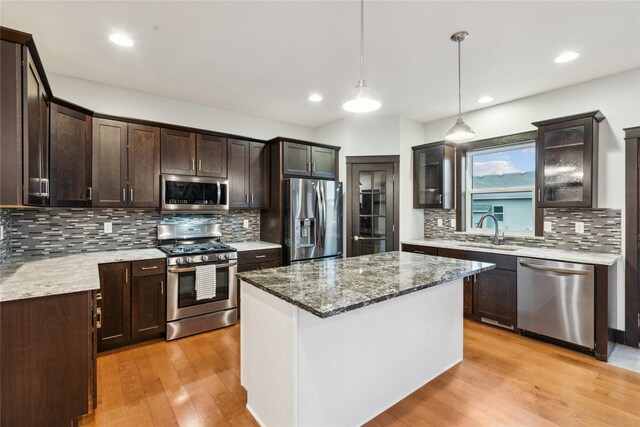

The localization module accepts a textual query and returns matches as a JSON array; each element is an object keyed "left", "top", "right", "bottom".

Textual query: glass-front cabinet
[
  {"left": 412, "top": 141, "right": 455, "bottom": 209},
  {"left": 533, "top": 111, "right": 604, "bottom": 208}
]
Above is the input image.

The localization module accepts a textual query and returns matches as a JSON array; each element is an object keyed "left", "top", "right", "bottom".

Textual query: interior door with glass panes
[{"left": 350, "top": 163, "right": 395, "bottom": 256}]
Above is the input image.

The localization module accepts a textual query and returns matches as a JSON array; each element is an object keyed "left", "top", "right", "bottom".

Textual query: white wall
[
  {"left": 421, "top": 68, "right": 640, "bottom": 331},
  {"left": 48, "top": 73, "right": 315, "bottom": 141}
]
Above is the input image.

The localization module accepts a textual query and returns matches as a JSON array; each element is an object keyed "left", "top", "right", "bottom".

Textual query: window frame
[
  {"left": 465, "top": 142, "right": 536, "bottom": 235},
  {"left": 454, "top": 130, "right": 542, "bottom": 236}
]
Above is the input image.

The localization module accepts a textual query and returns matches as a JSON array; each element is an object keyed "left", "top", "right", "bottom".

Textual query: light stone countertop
[
  {"left": 237, "top": 251, "right": 494, "bottom": 318},
  {"left": 402, "top": 239, "right": 620, "bottom": 266},
  {"left": 230, "top": 241, "right": 281, "bottom": 252},
  {"left": 0, "top": 249, "right": 166, "bottom": 302}
]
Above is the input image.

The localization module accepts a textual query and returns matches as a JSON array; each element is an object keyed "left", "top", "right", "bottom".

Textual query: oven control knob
[
  {"left": 217, "top": 253, "right": 227, "bottom": 260},
  {"left": 201, "top": 255, "right": 209, "bottom": 262},
  {"left": 185, "top": 257, "right": 193, "bottom": 264},
  {"left": 175, "top": 257, "right": 185, "bottom": 265}
]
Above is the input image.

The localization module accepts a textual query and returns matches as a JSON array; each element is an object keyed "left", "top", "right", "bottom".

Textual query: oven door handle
[{"left": 167, "top": 262, "right": 237, "bottom": 274}]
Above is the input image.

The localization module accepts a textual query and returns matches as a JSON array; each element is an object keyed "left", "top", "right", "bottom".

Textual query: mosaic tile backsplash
[
  {"left": 0, "top": 208, "right": 260, "bottom": 261},
  {"left": 423, "top": 208, "right": 621, "bottom": 254}
]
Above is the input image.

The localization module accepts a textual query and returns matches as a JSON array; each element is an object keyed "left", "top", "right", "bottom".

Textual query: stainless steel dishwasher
[{"left": 517, "top": 257, "right": 594, "bottom": 349}]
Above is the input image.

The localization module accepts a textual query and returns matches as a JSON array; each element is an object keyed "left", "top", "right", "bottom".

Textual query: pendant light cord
[
  {"left": 360, "top": 0, "right": 365, "bottom": 82},
  {"left": 457, "top": 39, "right": 462, "bottom": 118}
]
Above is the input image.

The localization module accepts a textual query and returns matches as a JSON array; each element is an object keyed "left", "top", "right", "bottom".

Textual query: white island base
[{"left": 240, "top": 279, "right": 464, "bottom": 427}]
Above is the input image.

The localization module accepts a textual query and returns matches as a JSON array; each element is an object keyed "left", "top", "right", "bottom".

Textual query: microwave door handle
[{"left": 217, "top": 183, "right": 222, "bottom": 205}]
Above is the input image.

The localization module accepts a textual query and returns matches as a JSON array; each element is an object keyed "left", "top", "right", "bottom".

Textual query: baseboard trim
[{"left": 608, "top": 327, "right": 626, "bottom": 345}]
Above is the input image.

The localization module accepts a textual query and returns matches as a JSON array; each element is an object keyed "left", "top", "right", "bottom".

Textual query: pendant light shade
[
  {"left": 343, "top": 0, "right": 381, "bottom": 113},
  {"left": 446, "top": 31, "right": 474, "bottom": 142}
]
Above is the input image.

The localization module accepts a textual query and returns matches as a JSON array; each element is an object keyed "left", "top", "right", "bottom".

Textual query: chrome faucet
[{"left": 476, "top": 214, "right": 505, "bottom": 245}]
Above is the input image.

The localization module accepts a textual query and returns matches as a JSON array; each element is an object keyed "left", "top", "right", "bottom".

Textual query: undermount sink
[{"left": 456, "top": 242, "right": 521, "bottom": 252}]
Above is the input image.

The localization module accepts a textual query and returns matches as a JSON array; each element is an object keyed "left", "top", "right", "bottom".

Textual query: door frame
[
  {"left": 624, "top": 126, "right": 640, "bottom": 347},
  {"left": 345, "top": 155, "right": 400, "bottom": 258}
]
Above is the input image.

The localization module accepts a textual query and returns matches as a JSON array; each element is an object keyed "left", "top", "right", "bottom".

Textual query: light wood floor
[{"left": 80, "top": 320, "right": 640, "bottom": 427}]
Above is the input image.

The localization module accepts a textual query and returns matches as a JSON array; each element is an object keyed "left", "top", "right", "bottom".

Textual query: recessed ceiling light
[
  {"left": 109, "top": 33, "right": 134, "bottom": 47},
  {"left": 308, "top": 93, "right": 323, "bottom": 102},
  {"left": 554, "top": 51, "right": 579, "bottom": 63},
  {"left": 478, "top": 96, "right": 494, "bottom": 104}
]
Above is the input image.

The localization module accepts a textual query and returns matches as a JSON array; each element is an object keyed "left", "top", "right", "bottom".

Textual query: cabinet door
[
  {"left": 97, "top": 262, "right": 131, "bottom": 351},
  {"left": 414, "top": 146, "right": 443, "bottom": 208},
  {"left": 474, "top": 268, "right": 517, "bottom": 327},
  {"left": 537, "top": 117, "right": 594, "bottom": 208},
  {"left": 129, "top": 124, "right": 160, "bottom": 208},
  {"left": 229, "top": 139, "right": 250, "bottom": 208},
  {"left": 249, "top": 141, "right": 268, "bottom": 208},
  {"left": 311, "top": 146, "right": 336, "bottom": 179},
  {"left": 463, "top": 276, "right": 473, "bottom": 316},
  {"left": 160, "top": 128, "right": 196, "bottom": 175},
  {"left": 197, "top": 134, "right": 228, "bottom": 178},
  {"left": 92, "top": 118, "right": 127, "bottom": 207},
  {"left": 50, "top": 103, "right": 92, "bottom": 207},
  {"left": 283, "top": 141, "right": 311, "bottom": 176},
  {"left": 131, "top": 274, "right": 166, "bottom": 339}
]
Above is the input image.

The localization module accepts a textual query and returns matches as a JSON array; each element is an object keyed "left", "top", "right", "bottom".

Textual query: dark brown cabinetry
[
  {"left": 1, "top": 291, "right": 96, "bottom": 425},
  {"left": 412, "top": 142, "right": 455, "bottom": 209},
  {"left": 161, "top": 129, "right": 228, "bottom": 178},
  {"left": 533, "top": 111, "right": 605, "bottom": 208},
  {"left": 624, "top": 126, "right": 640, "bottom": 346},
  {"left": 282, "top": 140, "right": 338, "bottom": 179},
  {"left": 50, "top": 102, "right": 92, "bottom": 207},
  {"left": 229, "top": 139, "right": 268, "bottom": 208},
  {"left": 92, "top": 118, "right": 160, "bottom": 208},
  {"left": 401, "top": 244, "right": 438, "bottom": 256},
  {"left": 97, "top": 258, "right": 166, "bottom": 352}
]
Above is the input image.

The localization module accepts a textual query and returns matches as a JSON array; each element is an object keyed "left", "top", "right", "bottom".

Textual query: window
[{"left": 466, "top": 142, "right": 536, "bottom": 234}]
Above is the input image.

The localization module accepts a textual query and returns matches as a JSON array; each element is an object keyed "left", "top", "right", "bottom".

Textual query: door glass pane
[
  {"left": 419, "top": 149, "right": 441, "bottom": 205},
  {"left": 359, "top": 216, "right": 372, "bottom": 236},
  {"left": 359, "top": 192, "right": 373, "bottom": 215},
  {"left": 543, "top": 126, "right": 584, "bottom": 202},
  {"left": 373, "top": 239, "right": 386, "bottom": 254},
  {"left": 360, "top": 240, "right": 373, "bottom": 255},
  {"left": 359, "top": 171, "right": 372, "bottom": 192},
  {"left": 373, "top": 171, "right": 386, "bottom": 192},
  {"left": 372, "top": 194, "right": 386, "bottom": 215},
  {"left": 372, "top": 217, "right": 385, "bottom": 237}
]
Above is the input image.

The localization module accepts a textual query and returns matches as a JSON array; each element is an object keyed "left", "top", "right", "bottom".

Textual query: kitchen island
[{"left": 237, "top": 251, "right": 494, "bottom": 427}]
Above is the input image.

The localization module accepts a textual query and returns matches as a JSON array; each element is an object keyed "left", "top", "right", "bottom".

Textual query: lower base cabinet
[
  {"left": 1, "top": 291, "right": 97, "bottom": 425},
  {"left": 98, "top": 258, "right": 166, "bottom": 352}
]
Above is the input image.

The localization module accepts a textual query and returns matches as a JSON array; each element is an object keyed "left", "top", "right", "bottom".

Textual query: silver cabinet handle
[
  {"left": 251, "top": 193, "right": 254, "bottom": 204},
  {"left": 96, "top": 292, "right": 102, "bottom": 300},
  {"left": 414, "top": 250, "right": 425, "bottom": 254},
  {"left": 312, "top": 162, "right": 316, "bottom": 173},
  {"left": 438, "top": 194, "right": 442, "bottom": 204},
  {"left": 255, "top": 255, "right": 266, "bottom": 259},
  {"left": 96, "top": 307, "right": 102, "bottom": 329},
  {"left": 130, "top": 189, "right": 134, "bottom": 202},
  {"left": 198, "top": 159, "right": 202, "bottom": 171},
  {"left": 125, "top": 268, "right": 128, "bottom": 283},
  {"left": 307, "top": 162, "right": 311, "bottom": 172},
  {"left": 160, "top": 280, "right": 164, "bottom": 295},
  {"left": 519, "top": 261, "right": 591, "bottom": 276},
  {"left": 246, "top": 193, "right": 249, "bottom": 204},
  {"left": 141, "top": 266, "right": 158, "bottom": 270},
  {"left": 87, "top": 187, "right": 93, "bottom": 201},
  {"left": 192, "top": 159, "right": 196, "bottom": 170},
  {"left": 122, "top": 188, "right": 126, "bottom": 202},
  {"left": 537, "top": 189, "right": 541, "bottom": 202}
]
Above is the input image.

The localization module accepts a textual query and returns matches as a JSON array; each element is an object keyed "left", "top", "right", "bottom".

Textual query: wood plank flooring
[{"left": 79, "top": 320, "right": 640, "bottom": 426}]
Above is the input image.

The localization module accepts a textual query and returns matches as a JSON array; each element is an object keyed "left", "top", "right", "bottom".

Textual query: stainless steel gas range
[{"left": 157, "top": 223, "right": 238, "bottom": 340}]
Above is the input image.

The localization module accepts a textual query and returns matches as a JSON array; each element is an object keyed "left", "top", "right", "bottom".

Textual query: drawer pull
[
  {"left": 141, "top": 266, "right": 158, "bottom": 270},
  {"left": 96, "top": 292, "right": 102, "bottom": 300},
  {"left": 255, "top": 255, "right": 267, "bottom": 259},
  {"left": 96, "top": 307, "right": 102, "bottom": 329},
  {"left": 414, "top": 250, "right": 424, "bottom": 254}
]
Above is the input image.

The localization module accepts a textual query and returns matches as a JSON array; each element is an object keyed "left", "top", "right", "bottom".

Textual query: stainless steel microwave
[{"left": 161, "top": 174, "right": 229, "bottom": 213}]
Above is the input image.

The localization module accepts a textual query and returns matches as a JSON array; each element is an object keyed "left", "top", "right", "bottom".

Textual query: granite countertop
[
  {"left": 237, "top": 251, "right": 494, "bottom": 318},
  {"left": 402, "top": 239, "right": 620, "bottom": 266},
  {"left": 0, "top": 249, "right": 166, "bottom": 302},
  {"left": 230, "top": 241, "right": 282, "bottom": 252}
]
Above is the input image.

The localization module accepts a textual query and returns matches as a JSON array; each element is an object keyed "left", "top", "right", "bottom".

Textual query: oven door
[
  {"left": 161, "top": 174, "right": 229, "bottom": 213},
  {"left": 167, "top": 261, "right": 237, "bottom": 321}
]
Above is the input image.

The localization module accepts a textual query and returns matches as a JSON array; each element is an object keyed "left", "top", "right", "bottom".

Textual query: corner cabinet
[
  {"left": 229, "top": 139, "right": 268, "bottom": 208},
  {"left": 50, "top": 102, "right": 92, "bottom": 207},
  {"left": 533, "top": 111, "right": 605, "bottom": 208},
  {"left": 412, "top": 141, "right": 455, "bottom": 209}
]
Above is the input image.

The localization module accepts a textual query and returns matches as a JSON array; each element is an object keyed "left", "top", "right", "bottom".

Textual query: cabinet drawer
[
  {"left": 238, "top": 248, "right": 281, "bottom": 265},
  {"left": 401, "top": 244, "right": 438, "bottom": 256},
  {"left": 131, "top": 258, "right": 166, "bottom": 277},
  {"left": 437, "top": 248, "right": 516, "bottom": 271}
]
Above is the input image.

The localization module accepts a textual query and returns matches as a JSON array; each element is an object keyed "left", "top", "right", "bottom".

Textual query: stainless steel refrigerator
[{"left": 283, "top": 178, "right": 343, "bottom": 264}]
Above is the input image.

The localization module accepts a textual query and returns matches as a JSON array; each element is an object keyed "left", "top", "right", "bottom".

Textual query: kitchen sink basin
[{"left": 456, "top": 242, "right": 521, "bottom": 252}]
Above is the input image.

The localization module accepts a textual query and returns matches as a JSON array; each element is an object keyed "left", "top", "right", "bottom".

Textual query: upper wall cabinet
[
  {"left": 161, "top": 129, "right": 228, "bottom": 178},
  {"left": 412, "top": 141, "right": 455, "bottom": 209},
  {"left": 229, "top": 139, "right": 268, "bottom": 208},
  {"left": 533, "top": 111, "right": 605, "bottom": 208},
  {"left": 92, "top": 118, "right": 160, "bottom": 208},
  {"left": 282, "top": 140, "right": 337, "bottom": 179},
  {"left": 50, "top": 102, "right": 92, "bottom": 207}
]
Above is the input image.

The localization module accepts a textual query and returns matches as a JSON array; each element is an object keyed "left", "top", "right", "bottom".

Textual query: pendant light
[
  {"left": 446, "top": 31, "right": 475, "bottom": 142},
  {"left": 343, "top": 0, "right": 381, "bottom": 113}
]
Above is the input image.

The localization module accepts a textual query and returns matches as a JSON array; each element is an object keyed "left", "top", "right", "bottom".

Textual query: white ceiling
[{"left": 1, "top": 1, "right": 639, "bottom": 128}]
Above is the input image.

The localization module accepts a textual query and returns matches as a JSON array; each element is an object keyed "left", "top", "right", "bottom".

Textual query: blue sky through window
[{"left": 472, "top": 146, "right": 535, "bottom": 177}]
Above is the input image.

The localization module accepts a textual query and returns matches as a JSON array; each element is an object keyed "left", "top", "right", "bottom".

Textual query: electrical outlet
[
  {"left": 104, "top": 222, "right": 113, "bottom": 233},
  {"left": 243, "top": 219, "right": 250, "bottom": 229},
  {"left": 437, "top": 219, "right": 443, "bottom": 227},
  {"left": 574, "top": 222, "right": 585, "bottom": 234},
  {"left": 450, "top": 219, "right": 456, "bottom": 228},
  {"left": 544, "top": 221, "right": 552, "bottom": 232}
]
